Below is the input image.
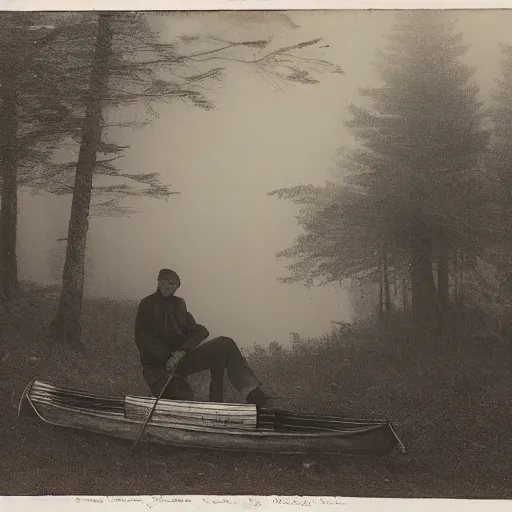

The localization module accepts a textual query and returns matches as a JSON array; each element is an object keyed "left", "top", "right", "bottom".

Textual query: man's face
[{"left": 158, "top": 279, "right": 180, "bottom": 297}]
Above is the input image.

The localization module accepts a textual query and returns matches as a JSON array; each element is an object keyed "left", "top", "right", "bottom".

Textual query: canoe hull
[{"left": 18, "top": 379, "right": 403, "bottom": 456}]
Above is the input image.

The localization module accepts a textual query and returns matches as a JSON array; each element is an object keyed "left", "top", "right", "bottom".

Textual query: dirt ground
[
  {"left": 1, "top": 414, "right": 505, "bottom": 497},
  {"left": 1, "top": 286, "right": 510, "bottom": 498}
]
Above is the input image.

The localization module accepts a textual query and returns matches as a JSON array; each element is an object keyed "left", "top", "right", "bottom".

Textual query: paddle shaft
[{"left": 133, "top": 370, "right": 175, "bottom": 447}]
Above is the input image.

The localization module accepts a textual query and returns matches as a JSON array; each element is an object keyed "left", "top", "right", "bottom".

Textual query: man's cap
[{"left": 158, "top": 269, "right": 180, "bottom": 283}]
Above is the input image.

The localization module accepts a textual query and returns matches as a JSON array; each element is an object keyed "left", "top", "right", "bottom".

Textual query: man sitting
[{"left": 134, "top": 268, "right": 274, "bottom": 406}]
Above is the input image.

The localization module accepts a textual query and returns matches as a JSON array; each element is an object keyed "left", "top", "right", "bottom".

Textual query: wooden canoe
[{"left": 17, "top": 378, "right": 404, "bottom": 456}]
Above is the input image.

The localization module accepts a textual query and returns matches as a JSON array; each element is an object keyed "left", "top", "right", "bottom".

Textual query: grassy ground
[{"left": 1, "top": 283, "right": 511, "bottom": 497}]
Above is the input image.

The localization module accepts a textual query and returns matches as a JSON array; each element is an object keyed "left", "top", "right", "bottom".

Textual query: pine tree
[
  {"left": 43, "top": 12, "right": 345, "bottom": 345},
  {"left": 487, "top": 43, "right": 512, "bottom": 302},
  {"left": 0, "top": 13, "right": 74, "bottom": 299},
  {"left": 271, "top": 12, "right": 489, "bottom": 328}
]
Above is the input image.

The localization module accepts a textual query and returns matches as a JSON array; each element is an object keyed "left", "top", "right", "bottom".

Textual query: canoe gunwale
[
  {"left": 17, "top": 379, "right": 403, "bottom": 455},
  {"left": 18, "top": 382, "right": 49, "bottom": 424},
  {"left": 27, "top": 397, "right": 391, "bottom": 439}
]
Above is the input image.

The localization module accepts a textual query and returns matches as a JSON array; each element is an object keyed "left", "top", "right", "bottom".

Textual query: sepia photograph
[{"left": 0, "top": 6, "right": 511, "bottom": 501}]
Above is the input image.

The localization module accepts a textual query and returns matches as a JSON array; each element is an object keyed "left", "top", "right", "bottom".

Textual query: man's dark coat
[{"left": 134, "top": 291, "right": 209, "bottom": 390}]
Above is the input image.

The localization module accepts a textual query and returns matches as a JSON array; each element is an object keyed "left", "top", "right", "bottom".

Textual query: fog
[{"left": 17, "top": 10, "right": 512, "bottom": 348}]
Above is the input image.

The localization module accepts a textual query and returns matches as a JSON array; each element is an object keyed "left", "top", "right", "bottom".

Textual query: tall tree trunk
[
  {"left": 410, "top": 233, "right": 440, "bottom": 329},
  {"left": 437, "top": 230, "right": 450, "bottom": 306},
  {"left": 378, "top": 252, "right": 384, "bottom": 321},
  {"left": 0, "top": 68, "right": 20, "bottom": 300},
  {"left": 392, "top": 265, "right": 398, "bottom": 299},
  {"left": 383, "top": 243, "right": 392, "bottom": 316},
  {"left": 49, "top": 14, "right": 113, "bottom": 345},
  {"left": 402, "top": 274, "right": 409, "bottom": 314},
  {"left": 459, "top": 251, "right": 466, "bottom": 300},
  {"left": 453, "top": 249, "right": 459, "bottom": 303}
]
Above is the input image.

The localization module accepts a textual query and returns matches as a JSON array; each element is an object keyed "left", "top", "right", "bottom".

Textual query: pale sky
[{"left": 17, "top": 10, "right": 512, "bottom": 347}]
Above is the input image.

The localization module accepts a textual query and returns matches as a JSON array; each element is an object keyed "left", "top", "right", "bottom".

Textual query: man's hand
[{"left": 165, "top": 349, "right": 187, "bottom": 373}]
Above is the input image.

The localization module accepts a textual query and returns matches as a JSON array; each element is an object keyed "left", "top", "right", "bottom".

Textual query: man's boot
[{"left": 246, "top": 387, "right": 279, "bottom": 406}]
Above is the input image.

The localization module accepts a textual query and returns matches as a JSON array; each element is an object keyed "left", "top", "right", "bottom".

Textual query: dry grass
[{"left": 1, "top": 283, "right": 510, "bottom": 497}]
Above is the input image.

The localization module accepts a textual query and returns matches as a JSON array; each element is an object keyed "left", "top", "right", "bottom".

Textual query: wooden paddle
[{"left": 133, "top": 370, "right": 175, "bottom": 447}]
